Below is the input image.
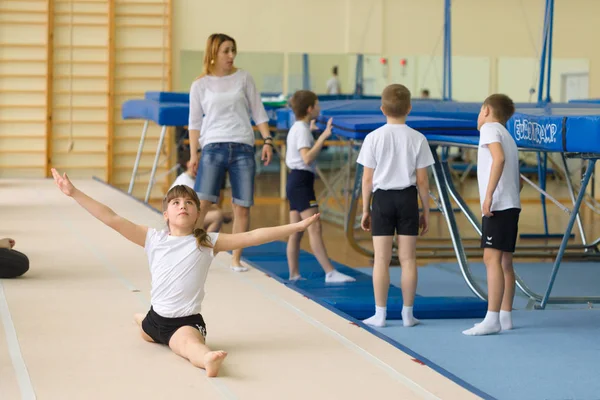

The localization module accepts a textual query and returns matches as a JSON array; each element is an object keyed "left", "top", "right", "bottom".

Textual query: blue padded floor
[
  {"left": 357, "top": 262, "right": 600, "bottom": 399},
  {"left": 372, "top": 309, "right": 600, "bottom": 400},
  {"left": 243, "top": 243, "right": 600, "bottom": 399},
  {"left": 242, "top": 242, "right": 487, "bottom": 321},
  {"left": 358, "top": 261, "right": 600, "bottom": 310}
]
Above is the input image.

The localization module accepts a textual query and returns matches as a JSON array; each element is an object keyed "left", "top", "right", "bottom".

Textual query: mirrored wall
[{"left": 179, "top": 50, "right": 589, "bottom": 102}]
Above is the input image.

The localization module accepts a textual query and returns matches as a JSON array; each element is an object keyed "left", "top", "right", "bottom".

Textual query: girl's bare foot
[{"left": 204, "top": 350, "right": 227, "bottom": 377}]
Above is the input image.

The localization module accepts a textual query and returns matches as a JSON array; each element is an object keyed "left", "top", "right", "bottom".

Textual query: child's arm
[
  {"left": 51, "top": 169, "right": 148, "bottom": 247},
  {"left": 189, "top": 130, "right": 200, "bottom": 169},
  {"left": 520, "top": 177, "right": 524, "bottom": 192},
  {"left": 360, "top": 166, "right": 374, "bottom": 231},
  {"left": 416, "top": 167, "right": 430, "bottom": 235},
  {"left": 483, "top": 142, "right": 506, "bottom": 216},
  {"left": 361, "top": 167, "right": 374, "bottom": 211},
  {"left": 300, "top": 118, "right": 333, "bottom": 165},
  {"left": 212, "top": 214, "right": 319, "bottom": 254},
  {"left": 188, "top": 83, "right": 203, "bottom": 171}
]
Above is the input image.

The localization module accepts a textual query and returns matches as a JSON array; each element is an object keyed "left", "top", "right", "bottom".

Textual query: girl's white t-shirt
[{"left": 145, "top": 228, "right": 219, "bottom": 318}]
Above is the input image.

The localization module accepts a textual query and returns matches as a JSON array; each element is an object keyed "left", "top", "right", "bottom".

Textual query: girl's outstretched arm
[
  {"left": 52, "top": 168, "right": 148, "bottom": 247},
  {"left": 212, "top": 214, "right": 319, "bottom": 254}
]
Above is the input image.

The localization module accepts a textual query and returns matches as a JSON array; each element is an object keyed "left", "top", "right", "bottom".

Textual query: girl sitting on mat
[
  {"left": 0, "top": 238, "right": 29, "bottom": 278},
  {"left": 51, "top": 168, "right": 319, "bottom": 377}
]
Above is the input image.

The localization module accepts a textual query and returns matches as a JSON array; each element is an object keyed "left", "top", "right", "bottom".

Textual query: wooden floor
[{"left": 0, "top": 178, "right": 478, "bottom": 400}]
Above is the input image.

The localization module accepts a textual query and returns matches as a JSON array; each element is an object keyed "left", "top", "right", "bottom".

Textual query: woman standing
[{"left": 188, "top": 33, "right": 273, "bottom": 272}]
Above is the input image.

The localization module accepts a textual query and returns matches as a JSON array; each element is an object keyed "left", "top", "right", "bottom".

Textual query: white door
[{"left": 561, "top": 72, "right": 589, "bottom": 102}]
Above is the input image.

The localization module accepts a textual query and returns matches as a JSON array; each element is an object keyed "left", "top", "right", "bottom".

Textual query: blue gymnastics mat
[
  {"left": 242, "top": 242, "right": 487, "bottom": 320},
  {"left": 324, "top": 115, "right": 478, "bottom": 140}
]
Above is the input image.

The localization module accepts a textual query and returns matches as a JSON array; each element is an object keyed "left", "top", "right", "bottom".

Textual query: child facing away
[
  {"left": 171, "top": 148, "right": 232, "bottom": 233},
  {"left": 285, "top": 90, "right": 355, "bottom": 283},
  {"left": 463, "top": 94, "right": 521, "bottom": 336},
  {"left": 356, "top": 84, "right": 434, "bottom": 328},
  {"left": 51, "top": 168, "right": 320, "bottom": 377}
]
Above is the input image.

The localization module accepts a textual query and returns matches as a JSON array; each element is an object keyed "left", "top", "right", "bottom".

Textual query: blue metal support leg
[
  {"left": 302, "top": 53, "right": 310, "bottom": 90},
  {"left": 537, "top": 158, "right": 597, "bottom": 309},
  {"left": 354, "top": 54, "right": 364, "bottom": 98},
  {"left": 545, "top": 0, "right": 555, "bottom": 102}
]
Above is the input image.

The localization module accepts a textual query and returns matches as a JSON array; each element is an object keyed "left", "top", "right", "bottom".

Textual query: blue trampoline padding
[
  {"left": 569, "top": 99, "right": 600, "bottom": 104},
  {"left": 508, "top": 108, "right": 600, "bottom": 153},
  {"left": 122, "top": 99, "right": 189, "bottom": 126},
  {"left": 276, "top": 99, "right": 600, "bottom": 131},
  {"left": 124, "top": 97, "right": 278, "bottom": 128},
  {"left": 277, "top": 100, "right": 482, "bottom": 131},
  {"left": 145, "top": 91, "right": 189, "bottom": 103},
  {"left": 318, "top": 99, "right": 600, "bottom": 119},
  {"left": 276, "top": 108, "right": 294, "bottom": 130},
  {"left": 324, "top": 115, "right": 478, "bottom": 140},
  {"left": 425, "top": 134, "right": 480, "bottom": 147},
  {"left": 277, "top": 100, "right": 495, "bottom": 131},
  {"left": 242, "top": 241, "right": 488, "bottom": 320}
]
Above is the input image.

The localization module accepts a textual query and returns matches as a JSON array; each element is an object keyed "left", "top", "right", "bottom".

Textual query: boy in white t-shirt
[
  {"left": 171, "top": 148, "right": 232, "bottom": 233},
  {"left": 285, "top": 90, "right": 355, "bottom": 283},
  {"left": 463, "top": 94, "right": 522, "bottom": 336},
  {"left": 357, "top": 84, "right": 434, "bottom": 328}
]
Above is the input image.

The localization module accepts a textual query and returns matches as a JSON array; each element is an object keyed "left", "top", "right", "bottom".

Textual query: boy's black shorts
[
  {"left": 371, "top": 186, "right": 419, "bottom": 236},
  {"left": 481, "top": 208, "right": 521, "bottom": 253},
  {"left": 287, "top": 169, "right": 318, "bottom": 213}
]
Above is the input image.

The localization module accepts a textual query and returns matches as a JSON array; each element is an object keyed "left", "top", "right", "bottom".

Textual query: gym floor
[
  {"left": 0, "top": 178, "right": 475, "bottom": 400},
  {"left": 1, "top": 170, "right": 599, "bottom": 400}
]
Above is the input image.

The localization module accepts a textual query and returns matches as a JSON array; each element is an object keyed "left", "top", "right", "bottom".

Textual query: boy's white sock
[
  {"left": 473, "top": 310, "right": 513, "bottom": 331},
  {"left": 463, "top": 311, "right": 501, "bottom": 336},
  {"left": 401, "top": 305, "right": 421, "bottom": 327},
  {"left": 230, "top": 266, "right": 248, "bottom": 272},
  {"left": 499, "top": 310, "right": 513, "bottom": 330},
  {"left": 363, "top": 306, "right": 386, "bottom": 327},
  {"left": 325, "top": 270, "right": 356, "bottom": 283}
]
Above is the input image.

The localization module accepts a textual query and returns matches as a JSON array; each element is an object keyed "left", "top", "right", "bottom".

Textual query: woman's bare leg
[{"left": 230, "top": 203, "right": 250, "bottom": 271}]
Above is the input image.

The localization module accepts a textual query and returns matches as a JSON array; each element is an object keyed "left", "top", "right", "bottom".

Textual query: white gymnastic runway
[{"left": 0, "top": 178, "right": 479, "bottom": 400}]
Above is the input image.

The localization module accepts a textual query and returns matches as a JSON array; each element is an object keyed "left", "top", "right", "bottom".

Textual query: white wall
[{"left": 173, "top": 0, "right": 599, "bottom": 101}]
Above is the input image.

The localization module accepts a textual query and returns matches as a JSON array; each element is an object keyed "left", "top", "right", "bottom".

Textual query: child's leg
[
  {"left": 133, "top": 313, "right": 155, "bottom": 343},
  {"left": 203, "top": 209, "right": 225, "bottom": 232},
  {"left": 168, "top": 326, "right": 227, "bottom": 377},
  {"left": 215, "top": 205, "right": 233, "bottom": 224},
  {"left": 286, "top": 210, "right": 303, "bottom": 280},
  {"left": 198, "top": 200, "right": 215, "bottom": 230},
  {"left": 300, "top": 207, "right": 356, "bottom": 283},
  {"left": 397, "top": 235, "right": 419, "bottom": 327},
  {"left": 500, "top": 252, "right": 516, "bottom": 330},
  {"left": 363, "top": 236, "right": 394, "bottom": 327},
  {"left": 463, "top": 248, "right": 503, "bottom": 336}
]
